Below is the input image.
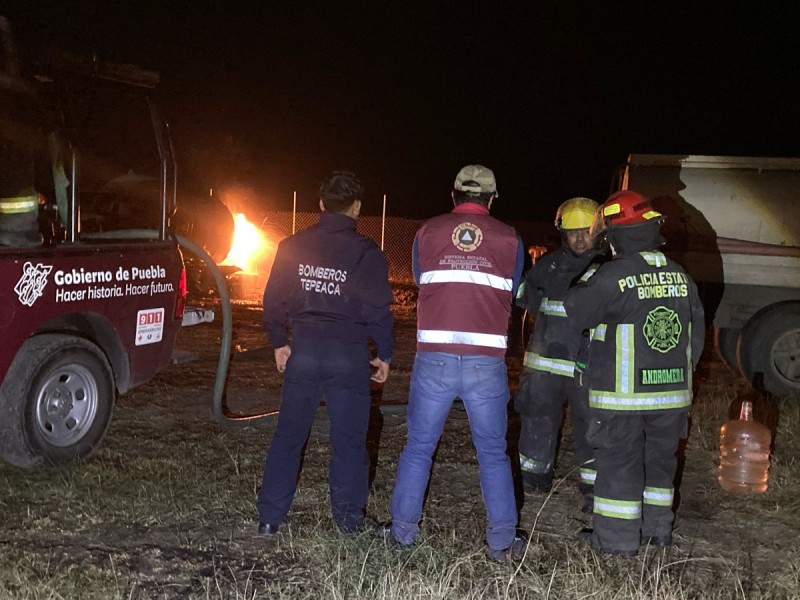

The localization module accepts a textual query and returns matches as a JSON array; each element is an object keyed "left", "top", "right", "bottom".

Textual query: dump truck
[
  {"left": 615, "top": 154, "right": 800, "bottom": 397},
  {"left": 0, "top": 17, "right": 190, "bottom": 467}
]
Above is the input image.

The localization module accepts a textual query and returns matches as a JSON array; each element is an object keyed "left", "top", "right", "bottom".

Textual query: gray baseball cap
[{"left": 454, "top": 164, "right": 498, "bottom": 197}]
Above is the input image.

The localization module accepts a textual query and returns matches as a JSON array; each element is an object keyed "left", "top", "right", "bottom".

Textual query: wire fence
[{"left": 259, "top": 211, "right": 553, "bottom": 283}]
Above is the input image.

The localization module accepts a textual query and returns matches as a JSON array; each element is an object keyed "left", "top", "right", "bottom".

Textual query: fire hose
[
  {"left": 84, "top": 230, "right": 280, "bottom": 427},
  {"left": 175, "top": 234, "right": 281, "bottom": 426}
]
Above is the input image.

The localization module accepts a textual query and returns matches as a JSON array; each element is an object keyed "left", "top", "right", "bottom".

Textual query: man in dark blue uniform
[{"left": 256, "top": 171, "right": 394, "bottom": 536}]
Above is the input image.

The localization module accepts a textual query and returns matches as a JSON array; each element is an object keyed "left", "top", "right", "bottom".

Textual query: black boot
[
  {"left": 577, "top": 528, "right": 637, "bottom": 559},
  {"left": 642, "top": 533, "right": 672, "bottom": 547},
  {"left": 522, "top": 471, "right": 553, "bottom": 493}
]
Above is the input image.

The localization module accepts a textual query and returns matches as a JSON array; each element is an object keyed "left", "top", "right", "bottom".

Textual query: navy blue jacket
[{"left": 262, "top": 211, "right": 394, "bottom": 362}]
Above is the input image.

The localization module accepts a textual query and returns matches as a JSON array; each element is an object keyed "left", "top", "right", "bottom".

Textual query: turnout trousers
[
  {"left": 587, "top": 410, "right": 688, "bottom": 554},
  {"left": 257, "top": 337, "right": 372, "bottom": 531},
  {"left": 515, "top": 367, "right": 593, "bottom": 493}
]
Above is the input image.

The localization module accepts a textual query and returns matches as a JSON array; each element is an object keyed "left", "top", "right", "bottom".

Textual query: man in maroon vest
[{"left": 385, "top": 164, "right": 527, "bottom": 562}]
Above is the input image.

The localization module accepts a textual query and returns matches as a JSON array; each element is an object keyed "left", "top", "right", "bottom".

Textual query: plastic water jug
[{"left": 718, "top": 399, "right": 771, "bottom": 494}]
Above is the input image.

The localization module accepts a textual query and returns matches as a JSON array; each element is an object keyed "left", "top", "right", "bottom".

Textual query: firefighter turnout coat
[
  {"left": 563, "top": 248, "right": 705, "bottom": 412},
  {"left": 517, "top": 247, "right": 604, "bottom": 379}
]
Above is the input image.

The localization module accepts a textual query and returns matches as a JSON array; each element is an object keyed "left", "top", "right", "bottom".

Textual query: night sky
[{"left": 7, "top": 3, "right": 800, "bottom": 221}]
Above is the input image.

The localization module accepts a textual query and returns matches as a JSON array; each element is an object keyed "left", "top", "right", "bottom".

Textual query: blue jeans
[
  {"left": 257, "top": 337, "right": 371, "bottom": 531},
  {"left": 389, "top": 352, "right": 518, "bottom": 550}
]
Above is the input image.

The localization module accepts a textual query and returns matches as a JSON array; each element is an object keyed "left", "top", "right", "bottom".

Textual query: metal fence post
[{"left": 381, "top": 194, "right": 386, "bottom": 250}]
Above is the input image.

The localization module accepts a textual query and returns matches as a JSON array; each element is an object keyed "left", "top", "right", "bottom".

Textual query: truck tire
[
  {"left": 714, "top": 327, "right": 742, "bottom": 375},
  {"left": 739, "top": 305, "right": 800, "bottom": 398},
  {"left": 0, "top": 334, "right": 115, "bottom": 467}
]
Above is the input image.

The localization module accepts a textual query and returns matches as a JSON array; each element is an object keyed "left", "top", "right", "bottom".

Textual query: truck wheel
[
  {"left": 0, "top": 334, "right": 115, "bottom": 467},
  {"left": 714, "top": 327, "right": 742, "bottom": 375},
  {"left": 739, "top": 306, "right": 800, "bottom": 397}
]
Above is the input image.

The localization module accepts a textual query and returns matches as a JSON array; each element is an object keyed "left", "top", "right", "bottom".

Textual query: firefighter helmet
[
  {"left": 590, "top": 190, "right": 662, "bottom": 237},
  {"left": 554, "top": 197, "right": 598, "bottom": 230}
]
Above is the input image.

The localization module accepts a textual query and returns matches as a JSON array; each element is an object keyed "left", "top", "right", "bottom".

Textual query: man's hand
[
  {"left": 370, "top": 357, "right": 390, "bottom": 383},
  {"left": 274, "top": 345, "right": 291, "bottom": 373}
]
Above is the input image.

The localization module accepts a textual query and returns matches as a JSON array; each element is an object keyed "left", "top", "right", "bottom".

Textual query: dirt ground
[{"left": 1, "top": 296, "right": 799, "bottom": 598}]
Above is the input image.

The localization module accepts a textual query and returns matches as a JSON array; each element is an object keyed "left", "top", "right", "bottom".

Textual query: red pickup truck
[{"left": 0, "top": 18, "right": 187, "bottom": 467}]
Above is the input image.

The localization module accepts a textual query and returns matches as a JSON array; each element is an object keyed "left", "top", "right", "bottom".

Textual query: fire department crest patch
[
  {"left": 451, "top": 222, "right": 483, "bottom": 252},
  {"left": 643, "top": 306, "right": 682, "bottom": 353}
]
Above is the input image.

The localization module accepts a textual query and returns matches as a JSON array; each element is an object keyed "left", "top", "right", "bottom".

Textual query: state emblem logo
[
  {"left": 643, "top": 306, "right": 682, "bottom": 353},
  {"left": 15, "top": 261, "right": 53, "bottom": 307},
  {"left": 451, "top": 222, "right": 483, "bottom": 252}
]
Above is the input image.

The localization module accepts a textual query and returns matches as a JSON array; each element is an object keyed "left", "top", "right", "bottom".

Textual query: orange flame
[{"left": 220, "top": 213, "right": 275, "bottom": 275}]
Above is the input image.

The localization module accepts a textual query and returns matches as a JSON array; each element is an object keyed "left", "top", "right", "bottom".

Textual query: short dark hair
[
  {"left": 452, "top": 189, "right": 494, "bottom": 207},
  {"left": 319, "top": 171, "right": 364, "bottom": 213}
]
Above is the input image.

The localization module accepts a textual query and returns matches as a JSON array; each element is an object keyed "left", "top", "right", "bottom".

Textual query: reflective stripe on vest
[
  {"left": 419, "top": 269, "right": 513, "bottom": 291},
  {"left": 589, "top": 389, "right": 692, "bottom": 410},
  {"left": 539, "top": 297, "right": 567, "bottom": 317},
  {"left": 640, "top": 251, "right": 667, "bottom": 267},
  {"left": 686, "top": 322, "right": 694, "bottom": 390},
  {"left": 579, "top": 265, "right": 599, "bottom": 282},
  {"left": 519, "top": 452, "right": 549, "bottom": 474},
  {"left": 417, "top": 329, "right": 507, "bottom": 349},
  {"left": 0, "top": 195, "right": 38, "bottom": 214},
  {"left": 643, "top": 486, "right": 674, "bottom": 506},
  {"left": 616, "top": 324, "right": 635, "bottom": 394},
  {"left": 590, "top": 323, "right": 607, "bottom": 342},
  {"left": 593, "top": 496, "right": 642, "bottom": 520},
  {"left": 580, "top": 467, "right": 597, "bottom": 485},
  {"left": 523, "top": 352, "right": 575, "bottom": 377}
]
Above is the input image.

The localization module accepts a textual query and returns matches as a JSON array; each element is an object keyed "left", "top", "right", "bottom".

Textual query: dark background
[{"left": 6, "top": 3, "right": 800, "bottom": 221}]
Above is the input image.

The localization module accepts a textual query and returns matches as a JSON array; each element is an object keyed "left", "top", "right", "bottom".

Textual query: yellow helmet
[{"left": 555, "top": 197, "right": 598, "bottom": 230}]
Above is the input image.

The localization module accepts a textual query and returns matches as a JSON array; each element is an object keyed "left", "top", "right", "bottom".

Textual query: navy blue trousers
[{"left": 256, "top": 337, "right": 371, "bottom": 530}]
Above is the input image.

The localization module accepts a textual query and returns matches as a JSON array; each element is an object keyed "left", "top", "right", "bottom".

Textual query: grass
[
  {"left": 1, "top": 310, "right": 799, "bottom": 599},
  {"left": 2, "top": 402, "right": 797, "bottom": 599}
]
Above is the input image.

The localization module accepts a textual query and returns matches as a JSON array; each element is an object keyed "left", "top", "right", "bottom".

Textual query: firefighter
[
  {"left": 564, "top": 190, "right": 705, "bottom": 558},
  {"left": 256, "top": 171, "right": 394, "bottom": 536},
  {"left": 514, "top": 197, "right": 604, "bottom": 507}
]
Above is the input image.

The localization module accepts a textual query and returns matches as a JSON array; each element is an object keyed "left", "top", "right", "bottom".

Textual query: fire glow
[{"left": 220, "top": 213, "right": 274, "bottom": 275}]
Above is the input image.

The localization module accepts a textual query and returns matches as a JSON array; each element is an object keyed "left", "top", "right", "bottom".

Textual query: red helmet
[{"left": 590, "top": 190, "right": 662, "bottom": 237}]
